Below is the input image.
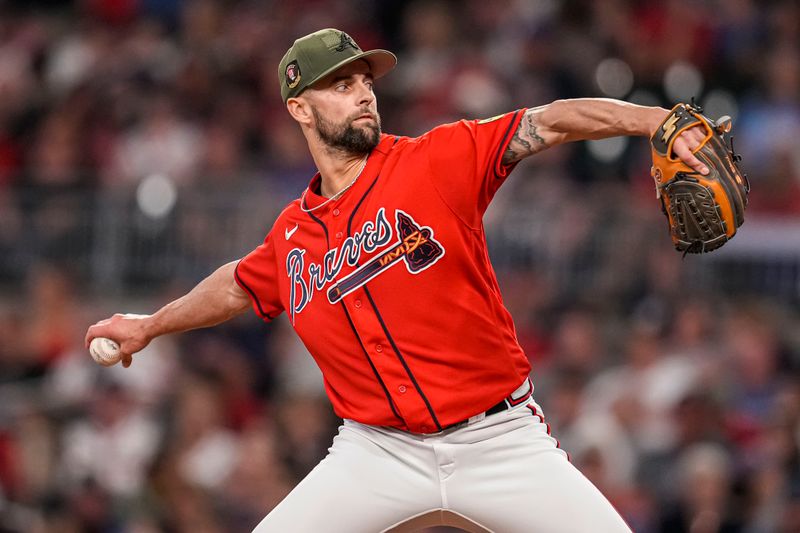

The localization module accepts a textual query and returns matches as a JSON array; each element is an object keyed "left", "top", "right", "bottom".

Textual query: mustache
[{"left": 350, "top": 109, "right": 378, "bottom": 123}]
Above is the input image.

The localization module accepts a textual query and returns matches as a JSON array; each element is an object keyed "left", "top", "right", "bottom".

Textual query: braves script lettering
[
  {"left": 287, "top": 208, "right": 392, "bottom": 322},
  {"left": 286, "top": 209, "right": 445, "bottom": 323}
]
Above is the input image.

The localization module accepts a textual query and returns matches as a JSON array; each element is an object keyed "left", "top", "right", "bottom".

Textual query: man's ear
[{"left": 287, "top": 97, "right": 313, "bottom": 126}]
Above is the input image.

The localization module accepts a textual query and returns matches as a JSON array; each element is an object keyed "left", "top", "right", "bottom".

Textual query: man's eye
[{"left": 336, "top": 83, "right": 348, "bottom": 91}]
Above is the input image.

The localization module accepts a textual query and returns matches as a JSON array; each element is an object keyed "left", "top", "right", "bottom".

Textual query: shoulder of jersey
[
  {"left": 394, "top": 132, "right": 430, "bottom": 149},
  {"left": 404, "top": 120, "right": 466, "bottom": 146}
]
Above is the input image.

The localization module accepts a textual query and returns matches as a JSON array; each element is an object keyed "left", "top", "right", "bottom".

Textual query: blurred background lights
[
  {"left": 588, "top": 136, "right": 629, "bottom": 163},
  {"left": 452, "top": 70, "right": 509, "bottom": 116},
  {"left": 627, "top": 89, "right": 661, "bottom": 107},
  {"left": 664, "top": 60, "right": 704, "bottom": 103},
  {"left": 595, "top": 58, "right": 634, "bottom": 98},
  {"left": 136, "top": 174, "right": 177, "bottom": 219},
  {"left": 702, "top": 89, "right": 739, "bottom": 121}
]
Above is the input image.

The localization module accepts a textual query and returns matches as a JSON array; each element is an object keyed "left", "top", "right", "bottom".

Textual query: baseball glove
[{"left": 650, "top": 102, "right": 749, "bottom": 255}]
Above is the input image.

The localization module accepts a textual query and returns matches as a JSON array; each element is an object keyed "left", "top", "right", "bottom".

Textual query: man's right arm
[{"left": 85, "top": 260, "right": 252, "bottom": 367}]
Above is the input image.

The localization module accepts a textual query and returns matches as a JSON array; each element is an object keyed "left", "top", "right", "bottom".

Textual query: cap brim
[{"left": 305, "top": 49, "right": 397, "bottom": 92}]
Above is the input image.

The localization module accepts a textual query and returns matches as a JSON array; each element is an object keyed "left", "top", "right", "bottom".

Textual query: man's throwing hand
[{"left": 85, "top": 313, "right": 152, "bottom": 368}]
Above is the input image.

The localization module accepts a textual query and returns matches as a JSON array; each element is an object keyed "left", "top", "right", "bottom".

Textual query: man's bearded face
[{"left": 312, "top": 106, "right": 381, "bottom": 155}]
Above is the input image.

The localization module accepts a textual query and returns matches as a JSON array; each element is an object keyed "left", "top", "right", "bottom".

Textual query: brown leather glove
[{"left": 651, "top": 103, "right": 750, "bottom": 254}]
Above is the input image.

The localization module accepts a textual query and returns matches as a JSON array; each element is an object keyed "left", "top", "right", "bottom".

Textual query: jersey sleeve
[
  {"left": 234, "top": 230, "right": 284, "bottom": 322},
  {"left": 424, "top": 109, "right": 526, "bottom": 228}
]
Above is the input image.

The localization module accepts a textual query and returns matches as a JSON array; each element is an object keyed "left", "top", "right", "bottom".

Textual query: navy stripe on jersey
[
  {"left": 304, "top": 209, "right": 329, "bottom": 248},
  {"left": 348, "top": 174, "right": 381, "bottom": 236},
  {"left": 344, "top": 167, "right": 442, "bottom": 431},
  {"left": 340, "top": 302, "right": 403, "bottom": 422},
  {"left": 234, "top": 260, "right": 274, "bottom": 320},
  {"left": 489, "top": 109, "right": 523, "bottom": 180},
  {"left": 363, "top": 287, "right": 443, "bottom": 432},
  {"left": 306, "top": 200, "right": 401, "bottom": 421}
]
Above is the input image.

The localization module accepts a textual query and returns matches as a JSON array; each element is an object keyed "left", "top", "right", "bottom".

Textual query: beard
[{"left": 312, "top": 106, "right": 381, "bottom": 155}]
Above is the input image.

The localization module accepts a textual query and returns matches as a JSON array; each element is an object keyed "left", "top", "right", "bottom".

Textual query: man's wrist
[
  {"left": 138, "top": 313, "right": 161, "bottom": 340},
  {"left": 642, "top": 107, "right": 669, "bottom": 138}
]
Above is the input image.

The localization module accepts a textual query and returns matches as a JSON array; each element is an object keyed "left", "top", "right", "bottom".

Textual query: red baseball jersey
[{"left": 236, "top": 109, "right": 530, "bottom": 433}]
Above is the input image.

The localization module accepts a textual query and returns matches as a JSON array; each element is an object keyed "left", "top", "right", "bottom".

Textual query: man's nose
[{"left": 356, "top": 81, "right": 374, "bottom": 106}]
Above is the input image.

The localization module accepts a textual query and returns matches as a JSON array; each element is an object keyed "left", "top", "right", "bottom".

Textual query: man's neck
[{"left": 308, "top": 142, "right": 369, "bottom": 198}]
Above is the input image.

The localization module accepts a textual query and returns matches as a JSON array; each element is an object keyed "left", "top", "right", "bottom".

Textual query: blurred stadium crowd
[{"left": 0, "top": 0, "right": 799, "bottom": 531}]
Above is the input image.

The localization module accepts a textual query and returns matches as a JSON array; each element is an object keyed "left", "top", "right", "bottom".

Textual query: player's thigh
[
  {"left": 447, "top": 410, "right": 631, "bottom": 533},
  {"left": 472, "top": 448, "right": 631, "bottom": 533},
  {"left": 252, "top": 423, "right": 439, "bottom": 533}
]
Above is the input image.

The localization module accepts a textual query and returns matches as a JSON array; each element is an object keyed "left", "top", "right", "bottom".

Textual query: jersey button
[
  {"left": 354, "top": 299, "right": 362, "bottom": 308},
  {"left": 335, "top": 231, "right": 343, "bottom": 239},
  {"left": 375, "top": 344, "right": 383, "bottom": 353},
  {"left": 332, "top": 208, "right": 341, "bottom": 216},
  {"left": 398, "top": 385, "right": 407, "bottom": 394}
]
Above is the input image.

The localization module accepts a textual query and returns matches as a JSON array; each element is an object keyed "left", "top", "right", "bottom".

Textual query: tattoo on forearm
[{"left": 502, "top": 111, "right": 548, "bottom": 165}]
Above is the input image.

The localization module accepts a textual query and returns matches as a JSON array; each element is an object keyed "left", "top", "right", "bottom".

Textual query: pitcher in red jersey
[{"left": 87, "top": 28, "right": 712, "bottom": 532}]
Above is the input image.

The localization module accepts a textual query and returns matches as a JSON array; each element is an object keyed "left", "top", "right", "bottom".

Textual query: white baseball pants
[{"left": 252, "top": 397, "right": 631, "bottom": 532}]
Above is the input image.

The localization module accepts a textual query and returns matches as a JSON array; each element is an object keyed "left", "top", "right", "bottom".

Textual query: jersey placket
[
  {"left": 340, "top": 287, "right": 440, "bottom": 433},
  {"left": 328, "top": 201, "right": 441, "bottom": 434}
]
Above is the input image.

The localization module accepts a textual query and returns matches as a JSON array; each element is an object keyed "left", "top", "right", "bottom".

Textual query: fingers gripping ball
[
  {"left": 89, "top": 337, "right": 122, "bottom": 366},
  {"left": 650, "top": 102, "right": 750, "bottom": 254}
]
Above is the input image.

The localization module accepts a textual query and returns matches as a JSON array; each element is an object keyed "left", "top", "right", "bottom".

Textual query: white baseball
[{"left": 89, "top": 337, "right": 122, "bottom": 366}]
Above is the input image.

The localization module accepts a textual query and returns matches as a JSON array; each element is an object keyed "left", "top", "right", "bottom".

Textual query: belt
[{"left": 442, "top": 378, "right": 533, "bottom": 432}]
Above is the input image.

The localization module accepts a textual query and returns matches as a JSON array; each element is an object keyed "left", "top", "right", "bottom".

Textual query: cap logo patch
[
  {"left": 286, "top": 60, "right": 301, "bottom": 89},
  {"left": 335, "top": 32, "right": 359, "bottom": 52}
]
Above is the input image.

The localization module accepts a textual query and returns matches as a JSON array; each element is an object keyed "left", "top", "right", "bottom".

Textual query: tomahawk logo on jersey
[
  {"left": 325, "top": 209, "right": 445, "bottom": 303},
  {"left": 235, "top": 109, "right": 531, "bottom": 434},
  {"left": 285, "top": 208, "right": 445, "bottom": 322}
]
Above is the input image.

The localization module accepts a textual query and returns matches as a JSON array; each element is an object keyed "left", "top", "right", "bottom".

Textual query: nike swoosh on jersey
[{"left": 285, "top": 224, "right": 299, "bottom": 240}]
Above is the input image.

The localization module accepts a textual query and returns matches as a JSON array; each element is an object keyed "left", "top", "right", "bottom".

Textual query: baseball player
[{"left": 86, "top": 29, "right": 712, "bottom": 532}]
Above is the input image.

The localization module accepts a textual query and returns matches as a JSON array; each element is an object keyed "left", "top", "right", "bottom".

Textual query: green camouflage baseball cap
[{"left": 278, "top": 28, "right": 397, "bottom": 102}]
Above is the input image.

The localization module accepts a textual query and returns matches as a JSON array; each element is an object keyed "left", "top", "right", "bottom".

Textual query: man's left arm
[{"left": 502, "top": 98, "right": 709, "bottom": 175}]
